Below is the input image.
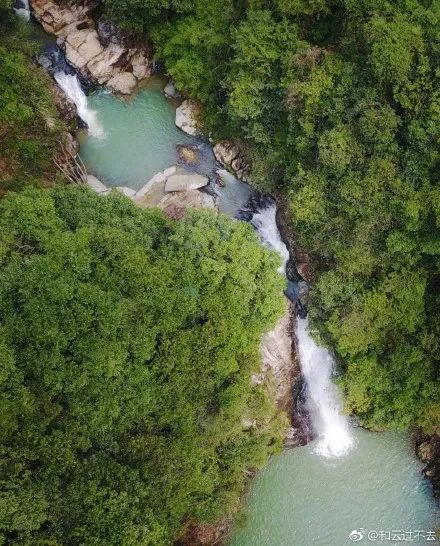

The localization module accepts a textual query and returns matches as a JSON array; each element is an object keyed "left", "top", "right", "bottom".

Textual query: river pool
[
  {"left": 229, "top": 428, "right": 438, "bottom": 546},
  {"left": 79, "top": 84, "right": 439, "bottom": 546},
  {"left": 24, "top": 15, "right": 438, "bottom": 538}
]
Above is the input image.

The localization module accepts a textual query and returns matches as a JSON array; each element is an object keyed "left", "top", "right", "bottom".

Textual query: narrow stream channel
[
  {"left": 74, "top": 81, "right": 440, "bottom": 546},
  {"left": 25, "top": 13, "right": 440, "bottom": 545}
]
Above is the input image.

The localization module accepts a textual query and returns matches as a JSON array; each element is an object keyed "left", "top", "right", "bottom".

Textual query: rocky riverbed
[
  {"left": 24, "top": 4, "right": 440, "bottom": 544},
  {"left": 31, "top": 0, "right": 151, "bottom": 93}
]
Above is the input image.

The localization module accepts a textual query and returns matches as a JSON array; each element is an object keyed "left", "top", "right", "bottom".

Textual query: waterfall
[
  {"left": 251, "top": 202, "right": 353, "bottom": 458},
  {"left": 251, "top": 204, "right": 289, "bottom": 274},
  {"left": 13, "top": 0, "right": 30, "bottom": 20},
  {"left": 296, "top": 317, "right": 353, "bottom": 457},
  {"left": 54, "top": 72, "right": 105, "bottom": 139}
]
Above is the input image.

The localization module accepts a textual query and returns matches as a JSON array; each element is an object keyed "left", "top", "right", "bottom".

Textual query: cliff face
[{"left": 255, "top": 303, "right": 302, "bottom": 425}]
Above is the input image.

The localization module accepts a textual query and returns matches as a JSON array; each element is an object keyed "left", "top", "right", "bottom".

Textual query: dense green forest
[
  {"left": 0, "top": 12, "right": 287, "bottom": 543},
  {"left": 0, "top": 0, "right": 439, "bottom": 542},
  {"left": 0, "top": 6, "right": 66, "bottom": 195},
  {"left": 0, "top": 186, "right": 285, "bottom": 544},
  {"left": 104, "top": 0, "right": 440, "bottom": 434}
]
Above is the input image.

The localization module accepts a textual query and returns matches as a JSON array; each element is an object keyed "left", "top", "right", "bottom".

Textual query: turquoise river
[
  {"left": 24, "top": 13, "right": 439, "bottom": 540},
  {"left": 78, "top": 83, "right": 439, "bottom": 546}
]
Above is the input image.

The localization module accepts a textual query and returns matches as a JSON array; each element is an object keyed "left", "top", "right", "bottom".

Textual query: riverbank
[
  {"left": 26, "top": 21, "right": 300, "bottom": 546},
  {"left": 24, "top": 3, "right": 440, "bottom": 544}
]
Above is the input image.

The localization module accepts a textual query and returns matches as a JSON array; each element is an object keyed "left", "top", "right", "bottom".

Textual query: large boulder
[
  {"left": 165, "top": 173, "right": 208, "bottom": 192},
  {"left": 175, "top": 100, "right": 200, "bottom": 136},
  {"left": 158, "top": 190, "right": 217, "bottom": 219},
  {"left": 130, "top": 51, "right": 150, "bottom": 80},
  {"left": 107, "top": 72, "right": 137, "bottom": 95},
  {"left": 164, "top": 80, "right": 180, "bottom": 99},
  {"left": 134, "top": 169, "right": 172, "bottom": 207},
  {"left": 295, "top": 250, "right": 314, "bottom": 282},
  {"left": 134, "top": 166, "right": 216, "bottom": 216},
  {"left": 213, "top": 140, "right": 250, "bottom": 181},
  {"left": 213, "top": 140, "right": 240, "bottom": 167}
]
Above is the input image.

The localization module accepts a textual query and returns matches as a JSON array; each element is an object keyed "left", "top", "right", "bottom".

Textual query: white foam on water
[
  {"left": 251, "top": 202, "right": 354, "bottom": 458},
  {"left": 251, "top": 204, "right": 289, "bottom": 274},
  {"left": 54, "top": 72, "right": 105, "bottom": 139},
  {"left": 296, "top": 317, "right": 354, "bottom": 457}
]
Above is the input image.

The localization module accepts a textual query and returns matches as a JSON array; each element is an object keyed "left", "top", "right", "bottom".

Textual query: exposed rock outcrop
[
  {"left": 253, "top": 304, "right": 299, "bottom": 415},
  {"left": 135, "top": 166, "right": 217, "bottom": 217},
  {"left": 53, "top": 131, "right": 80, "bottom": 172},
  {"left": 295, "top": 249, "right": 314, "bottom": 283},
  {"left": 63, "top": 131, "right": 80, "bottom": 157},
  {"left": 176, "top": 519, "right": 232, "bottom": 546},
  {"left": 213, "top": 140, "right": 240, "bottom": 167},
  {"left": 415, "top": 433, "right": 440, "bottom": 499},
  {"left": 51, "top": 80, "right": 77, "bottom": 124},
  {"left": 158, "top": 190, "right": 216, "bottom": 219},
  {"left": 30, "top": 0, "right": 152, "bottom": 94},
  {"left": 213, "top": 140, "right": 250, "bottom": 181},
  {"left": 106, "top": 72, "right": 137, "bottom": 95},
  {"left": 81, "top": 166, "right": 215, "bottom": 217},
  {"left": 175, "top": 99, "right": 200, "bottom": 136}
]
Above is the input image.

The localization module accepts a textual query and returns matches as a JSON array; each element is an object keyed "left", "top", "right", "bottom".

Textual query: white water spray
[
  {"left": 252, "top": 203, "right": 353, "bottom": 458},
  {"left": 296, "top": 317, "right": 353, "bottom": 457},
  {"left": 54, "top": 72, "right": 105, "bottom": 139},
  {"left": 251, "top": 204, "right": 289, "bottom": 273},
  {"left": 13, "top": 0, "right": 30, "bottom": 19}
]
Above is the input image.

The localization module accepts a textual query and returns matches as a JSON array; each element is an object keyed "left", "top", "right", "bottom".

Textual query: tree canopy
[
  {"left": 104, "top": 0, "right": 440, "bottom": 433},
  {"left": 0, "top": 5, "right": 66, "bottom": 196},
  {"left": 0, "top": 186, "right": 285, "bottom": 545}
]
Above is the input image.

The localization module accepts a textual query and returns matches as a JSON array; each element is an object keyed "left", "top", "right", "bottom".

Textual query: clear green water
[
  {"left": 229, "top": 428, "right": 439, "bottom": 546},
  {"left": 79, "top": 82, "right": 252, "bottom": 214},
  {"left": 79, "top": 79, "right": 196, "bottom": 190},
  {"left": 26, "top": 15, "right": 438, "bottom": 546},
  {"left": 76, "top": 80, "right": 439, "bottom": 546}
]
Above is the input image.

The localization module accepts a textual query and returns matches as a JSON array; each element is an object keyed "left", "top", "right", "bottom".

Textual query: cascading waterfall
[
  {"left": 251, "top": 202, "right": 353, "bottom": 457},
  {"left": 54, "top": 72, "right": 105, "bottom": 139},
  {"left": 13, "top": 0, "right": 30, "bottom": 20},
  {"left": 251, "top": 204, "right": 289, "bottom": 274},
  {"left": 296, "top": 317, "right": 353, "bottom": 457}
]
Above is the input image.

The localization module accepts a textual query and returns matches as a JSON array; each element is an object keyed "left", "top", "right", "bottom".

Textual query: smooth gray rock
[
  {"left": 116, "top": 186, "right": 136, "bottom": 197},
  {"left": 164, "top": 80, "right": 180, "bottom": 99},
  {"left": 165, "top": 173, "right": 208, "bottom": 192},
  {"left": 175, "top": 100, "right": 199, "bottom": 135},
  {"left": 86, "top": 174, "right": 108, "bottom": 194}
]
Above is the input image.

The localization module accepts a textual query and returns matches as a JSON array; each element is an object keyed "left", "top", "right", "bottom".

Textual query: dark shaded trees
[
  {"left": 0, "top": 187, "right": 285, "bottom": 545},
  {"left": 105, "top": 0, "right": 439, "bottom": 432},
  {"left": 0, "top": 4, "right": 66, "bottom": 195}
]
